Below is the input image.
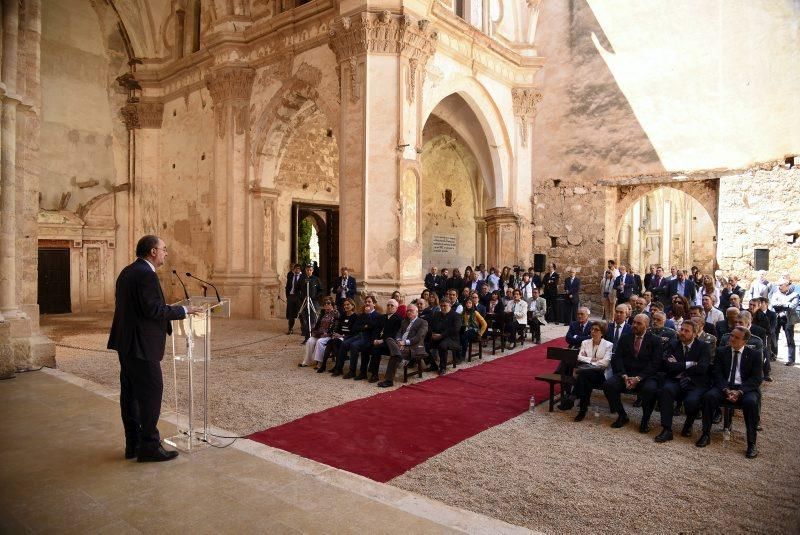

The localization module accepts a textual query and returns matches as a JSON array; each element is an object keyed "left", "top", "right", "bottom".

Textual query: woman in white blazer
[{"left": 573, "top": 321, "right": 614, "bottom": 421}]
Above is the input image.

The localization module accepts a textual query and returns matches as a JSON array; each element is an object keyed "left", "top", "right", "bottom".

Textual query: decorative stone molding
[
  {"left": 119, "top": 99, "right": 165, "bottom": 130},
  {"left": 205, "top": 66, "right": 255, "bottom": 103},
  {"left": 511, "top": 87, "right": 542, "bottom": 147},
  {"left": 328, "top": 11, "right": 438, "bottom": 103}
]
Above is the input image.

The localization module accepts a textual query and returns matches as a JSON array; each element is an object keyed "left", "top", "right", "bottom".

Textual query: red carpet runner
[{"left": 249, "top": 338, "right": 567, "bottom": 482}]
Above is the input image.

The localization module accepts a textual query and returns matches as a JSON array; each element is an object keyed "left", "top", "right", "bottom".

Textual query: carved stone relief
[{"left": 511, "top": 87, "right": 542, "bottom": 147}]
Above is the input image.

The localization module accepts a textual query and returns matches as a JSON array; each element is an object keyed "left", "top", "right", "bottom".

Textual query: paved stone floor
[{"left": 0, "top": 367, "right": 531, "bottom": 534}]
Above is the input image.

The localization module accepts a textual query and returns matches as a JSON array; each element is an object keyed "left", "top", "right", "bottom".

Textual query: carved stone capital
[
  {"left": 512, "top": 87, "right": 543, "bottom": 120},
  {"left": 206, "top": 66, "right": 255, "bottom": 103},
  {"left": 120, "top": 99, "right": 164, "bottom": 130}
]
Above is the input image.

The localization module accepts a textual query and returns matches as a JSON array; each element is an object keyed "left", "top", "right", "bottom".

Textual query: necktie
[
  {"left": 634, "top": 336, "right": 642, "bottom": 355},
  {"left": 614, "top": 324, "right": 621, "bottom": 344},
  {"left": 400, "top": 319, "right": 415, "bottom": 342},
  {"left": 729, "top": 350, "right": 740, "bottom": 387},
  {"left": 684, "top": 345, "right": 689, "bottom": 358},
  {"left": 291, "top": 274, "right": 298, "bottom": 294}
]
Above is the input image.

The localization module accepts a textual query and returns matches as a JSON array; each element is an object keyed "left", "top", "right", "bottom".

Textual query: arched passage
[{"left": 616, "top": 187, "right": 716, "bottom": 274}]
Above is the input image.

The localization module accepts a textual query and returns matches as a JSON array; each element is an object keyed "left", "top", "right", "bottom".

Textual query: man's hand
[
  {"left": 666, "top": 356, "right": 677, "bottom": 363},
  {"left": 187, "top": 306, "right": 205, "bottom": 316},
  {"left": 373, "top": 340, "right": 381, "bottom": 347},
  {"left": 432, "top": 334, "right": 442, "bottom": 341}
]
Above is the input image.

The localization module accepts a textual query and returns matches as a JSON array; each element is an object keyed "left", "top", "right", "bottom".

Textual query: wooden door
[{"left": 38, "top": 248, "right": 71, "bottom": 314}]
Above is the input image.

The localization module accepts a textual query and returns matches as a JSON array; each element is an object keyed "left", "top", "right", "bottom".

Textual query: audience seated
[
  {"left": 299, "top": 298, "right": 338, "bottom": 368},
  {"left": 573, "top": 321, "right": 613, "bottom": 421}
]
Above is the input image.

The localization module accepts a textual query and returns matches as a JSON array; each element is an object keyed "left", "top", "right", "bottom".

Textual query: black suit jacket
[
  {"left": 298, "top": 274, "right": 322, "bottom": 302},
  {"left": 429, "top": 310, "right": 463, "bottom": 345},
  {"left": 285, "top": 271, "right": 302, "bottom": 297},
  {"left": 711, "top": 346, "right": 762, "bottom": 394},
  {"left": 564, "top": 277, "right": 581, "bottom": 304},
  {"left": 378, "top": 313, "right": 403, "bottom": 340},
  {"left": 331, "top": 276, "right": 356, "bottom": 300},
  {"left": 611, "top": 332, "right": 662, "bottom": 379},
  {"left": 662, "top": 338, "right": 711, "bottom": 387},
  {"left": 565, "top": 321, "right": 592, "bottom": 348},
  {"left": 107, "top": 258, "right": 186, "bottom": 362}
]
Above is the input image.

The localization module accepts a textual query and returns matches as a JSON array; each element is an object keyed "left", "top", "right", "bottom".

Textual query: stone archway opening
[
  {"left": 420, "top": 95, "right": 494, "bottom": 273},
  {"left": 616, "top": 187, "right": 716, "bottom": 274}
]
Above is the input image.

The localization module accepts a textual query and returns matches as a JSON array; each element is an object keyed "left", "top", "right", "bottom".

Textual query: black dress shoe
[
  {"left": 124, "top": 445, "right": 139, "bottom": 460},
  {"left": 611, "top": 415, "right": 629, "bottom": 428},
  {"left": 377, "top": 380, "right": 393, "bottom": 388},
  {"left": 301, "top": 338, "right": 308, "bottom": 345},
  {"left": 316, "top": 366, "right": 325, "bottom": 374},
  {"left": 655, "top": 428, "right": 674, "bottom": 443},
  {"left": 342, "top": 372, "right": 354, "bottom": 379},
  {"left": 681, "top": 425, "right": 693, "bottom": 438},
  {"left": 438, "top": 368, "right": 446, "bottom": 376},
  {"left": 574, "top": 411, "right": 587, "bottom": 422},
  {"left": 137, "top": 445, "right": 179, "bottom": 463},
  {"left": 746, "top": 443, "right": 758, "bottom": 459},
  {"left": 425, "top": 365, "right": 439, "bottom": 372},
  {"left": 558, "top": 398, "right": 575, "bottom": 411},
  {"left": 331, "top": 370, "right": 342, "bottom": 377},
  {"left": 354, "top": 374, "right": 366, "bottom": 381},
  {"left": 786, "top": 361, "right": 795, "bottom": 366},
  {"left": 368, "top": 375, "right": 379, "bottom": 383},
  {"left": 763, "top": 376, "right": 773, "bottom": 382},
  {"left": 639, "top": 421, "right": 651, "bottom": 434},
  {"left": 695, "top": 434, "right": 710, "bottom": 448}
]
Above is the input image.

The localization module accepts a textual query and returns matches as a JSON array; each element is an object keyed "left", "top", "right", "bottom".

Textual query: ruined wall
[
  {"left": 157, "top": 90, "right": 216, "bottom": 302},
  {"left": 718, "top": 164, "right": 800, "bottom": 282},
  {"left": 533, "top": 0, "right": 800, "bottom": 179},
  {"left": 39, "top": 0, "right": 129, "bottom": 212},
  {"left": 420, "top": 135, "right": 478, "bottom": 271}
]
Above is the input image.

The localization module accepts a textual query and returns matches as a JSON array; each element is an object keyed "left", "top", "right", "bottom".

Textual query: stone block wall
[{"left": 718, "top": 164, "right": 800, "bottom": 282}]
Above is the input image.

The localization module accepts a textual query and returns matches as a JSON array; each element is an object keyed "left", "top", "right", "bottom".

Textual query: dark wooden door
[{"left": 38, "top": 248, "right": 71, "bottom": 314}]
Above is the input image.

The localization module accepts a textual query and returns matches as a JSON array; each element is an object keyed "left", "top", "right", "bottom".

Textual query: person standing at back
[{"left": 107, "top": 235, "right": 203, "bottom": 462}]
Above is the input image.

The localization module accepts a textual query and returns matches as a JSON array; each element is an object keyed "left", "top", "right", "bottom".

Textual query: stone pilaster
[
  {"left": 511, "top": 87, "right": 542, "bottom": 149},
  {"left": 328, "top": 11, "right": 437, "bottom": 294},
  {"left": 206, "top": 63, "right": 255, "bottom": 315},
  {"left": 485, "top": 207, "right": 522, "bottom": 269}
]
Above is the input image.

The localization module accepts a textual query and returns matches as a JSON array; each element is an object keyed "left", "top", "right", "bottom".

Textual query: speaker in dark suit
[
  {"left": 698, "top": 328, "right": 762, "bottom": 458},
  {"left": 331, "top": 268, "right": 357, "bottom": 311},
  {"left": 107, "top": 235, "right": 199, "bottom": 462},
  {"left": 285, "top": 264, "right": 302, "bottom": 334},
  {"left": 563, "top": 270, "right": 581, "bottom": 322}
]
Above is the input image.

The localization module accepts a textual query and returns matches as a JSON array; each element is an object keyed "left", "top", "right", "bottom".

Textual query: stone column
[
  {"left": 328, "top": 11, "right": 437, "bottom": 296},
  {"left": 206, "top": 63, "right": 255, "bottom": 315},
  {"left": 0, "top": 0, "right": 20, "bottom": 319},
  {"left": 485, "top": 207, "right": 521, "bottom": 269},
  {"left": 512, "top": 87, "right": 542, "bottom": 267}
]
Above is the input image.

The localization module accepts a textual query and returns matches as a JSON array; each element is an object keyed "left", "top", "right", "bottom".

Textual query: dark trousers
[
  {"left": 286, "top": 294, "right": 300, "bottom": 329},
  {"left": 603, "top": 375, "right": 658, "bottom": 422},
  {"left": 383, "top": 338, "right": 419, "bottom": 383},
  {"left": 781, "top": 320, "right": 796, "bottom": 362},
  {"left": 333, "top": 336, "right": 362, "bottom": 372},
  {"left": 702, "top": 387, "right": 760, "bottom": 445},
  {"left": 460, "top": 328, "right": 478, "bottom": 359},
  {"left": 119, "top": 354, "right": 163, "bottom": 451},
  {"left": 574, "top": 367, "right": 606, "bottom": 410},
  {"left": 659, "top": 379, "right": 705, "bottom": 429},
  {"left": 369, "top": 342, "right": 390, "bottom": 376},
  {"left": 530, "top": 319, "right": 542, "bottom": 342},
  {"left": 565, "top": 300, "right": 578, "bottom": 323},
  {"left": 431, "top": 339, "right": 459, "bottom": 370}
]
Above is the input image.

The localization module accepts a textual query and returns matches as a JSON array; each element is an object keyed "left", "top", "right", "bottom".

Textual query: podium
[{"left": 164, "top": 296, "right": 231, "bottom": 452}]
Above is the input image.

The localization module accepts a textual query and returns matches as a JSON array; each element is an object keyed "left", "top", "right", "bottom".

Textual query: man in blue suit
[
  {"left": 331, "top": 266, "right": 357, "bottom": 312},
  {"left": 668, "top": 269, "right": 697, "bottom": 303},
  {"left": 565, "top": 307, "right": 592, "bottom": 348},
  {"left": 605, "top": 305, "right": 632, "bottom": 355},
  {"left": 614, "top": 265, "right": 635, "bottom": 304}
]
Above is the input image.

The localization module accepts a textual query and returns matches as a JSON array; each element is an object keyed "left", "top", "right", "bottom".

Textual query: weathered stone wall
[
  {"left": 718, "top": 164, "right": 800, "bottom": 282},
  {"left": 157, "top": 89, "right": 216, "bottom": 302},
  {"left": 39, "top": 0, "right": 128, "bottom": 212},
  {"left": 420, "top": 130, "right": 481, "bottom": 272}
]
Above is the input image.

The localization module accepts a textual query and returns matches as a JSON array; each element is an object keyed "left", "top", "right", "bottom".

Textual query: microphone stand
[
  {"left": 172, "top": 270, "right": 190, "bottom": 301},
  {"left": 185, "top": 272, "right": 221, "bottom": 302}
]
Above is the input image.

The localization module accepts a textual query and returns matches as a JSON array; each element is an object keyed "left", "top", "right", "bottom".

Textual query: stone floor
[{"left": 0, "top": 368, "right": 531, "bottom": 534}]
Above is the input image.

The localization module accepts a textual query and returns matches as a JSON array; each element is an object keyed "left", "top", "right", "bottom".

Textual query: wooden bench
[{"left": 534, "top": 347, "right": 579, "bottom": 412}]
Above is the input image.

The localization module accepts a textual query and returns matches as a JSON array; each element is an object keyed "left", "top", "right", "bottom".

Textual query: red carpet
[{"left": 249, "top": 338, "right": 567, "bottom": 482}]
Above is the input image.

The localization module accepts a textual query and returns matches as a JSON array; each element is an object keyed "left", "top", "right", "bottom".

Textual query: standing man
[
  {"left": 107, "top": 235, "right": 202, "bottom": 462},
  {"left": 668, "top": 269, "right": 697, "bottom": 303},
  {"left": 331, "top": 266, "right": 356, "bottom": 312},
  {"left": 424, "top": 266, "right": 442, "bottom": 296},
  {"left": 564, "top": 269, "right": 581, "bottom": 323},
  {"left": 285, "top": 263, "right": 302, "bottom": 335},
  {"left": 298, "top": 263, "right": 323, "bottom": 344},
  {"left": 614, "top": 265, "right": 635, "bottom": 304},
  {"left": 528, "top": 288, "right": 547, "bottom": 344}
]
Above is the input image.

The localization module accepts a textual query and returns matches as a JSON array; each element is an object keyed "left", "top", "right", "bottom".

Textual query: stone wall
[{"left": 718, "top": 164, "right": 800, "bottom": 282}]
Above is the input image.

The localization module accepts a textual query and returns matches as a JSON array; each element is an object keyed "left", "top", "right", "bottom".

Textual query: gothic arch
[{"left": 615, "top": 179, "right": 718, "bottom": 226}]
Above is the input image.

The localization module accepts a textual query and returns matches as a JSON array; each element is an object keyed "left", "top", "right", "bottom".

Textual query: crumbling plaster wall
[
  {"left": 157, "top": 90, "right": 216, "bottom": 302},
  {"left": 39, "top": 0, "right": 129, "bottom": 212}
]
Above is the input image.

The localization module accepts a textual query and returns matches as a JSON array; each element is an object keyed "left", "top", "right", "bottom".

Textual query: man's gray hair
[{"left": 578, "top": 306, "right": 590, "bottom": 315}]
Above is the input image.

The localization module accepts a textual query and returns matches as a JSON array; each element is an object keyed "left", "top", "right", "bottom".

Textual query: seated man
[
  {"left": 649, "top": 311, "right": 678, "bottom": 352},
  {"left": 689, "top": 305, "right": 718, "bottom": 337},
  {"left": 528, "top": 287, "right": 547, "bottom": 344},
  {"left": 446, "top": 288, "right": 464, "bottom": 314},
  {"left": 377, "top": 304, "right": 429, "bottom": 388},
  {"left": 367, "top": 299, "right": 403, "bottom": 383},
  {"left": 603, "top": 314, "right": 662, "bottom": 430},
  {"left": 715, "top": 307, "right": 740, "bottom": 340},
  {"left": 564, "top": 306, "right": 592, "bottom": 349},
  {"left": 649, "top": 301, "right": 676, "bottom": 330},
  {"left": 427, "top": 299, "right": 462, "bottom": 374},
  {"left": 719, "top": 311, "right": 768, "bottom": 382},
  {"left": 604, "top": 304, "right": 632, "bottom": 352},
  {"left": 702, "top": 294, "right": 725, "bottom": 326},
  {"left": 697, "top": 327, "right": 762, "bottom": 458},
  {"left": 351, "top": 296, "right": 383, "bottom": 380},
  {"left": 654, "top": 321, "right": 711, "bottom": 442}
]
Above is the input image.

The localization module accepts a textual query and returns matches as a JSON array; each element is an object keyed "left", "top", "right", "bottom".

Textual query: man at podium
[{"left": 107, "top": 235, "right": 203, "bottom": 463}]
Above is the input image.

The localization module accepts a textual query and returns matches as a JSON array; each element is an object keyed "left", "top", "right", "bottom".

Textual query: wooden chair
[
  {"left": 534, "top": 347, "right": 579, "bottom": 412},
  {"left": 402, "top": 357, "right": 424, "bottom": 383},
  {"left": 485, "top": 314, "right": 507, "bottom": 355},
  {"left": 467, "top": 331, "right": 483, "bottom": 362}
]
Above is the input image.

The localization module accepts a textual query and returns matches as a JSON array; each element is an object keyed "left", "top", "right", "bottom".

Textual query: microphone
[
  {"left": 186, "top": 272, "right": 221, "bottom": 302},
  {"left": 172, "top": 270, "right": 190, "bottom": 300}
]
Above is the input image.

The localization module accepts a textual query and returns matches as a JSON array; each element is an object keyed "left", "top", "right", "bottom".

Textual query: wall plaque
[{"left": 431, "top": 234, "right": 457, "bottom": 255}]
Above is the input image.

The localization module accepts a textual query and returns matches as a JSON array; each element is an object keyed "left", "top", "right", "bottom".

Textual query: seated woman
[
  {"left": 427, "top": 292, "right": 440, "bottom": 315},
  {"left": 392, "top": 291, "right": 407, "bottom": 318},
  {"left": 669, "top": 295, "right": 691, "bottom": 330},
  {"left": 460, "top": 297, "right": 488, "bottom": 360},
  {"left": 420, "top": 288, "right": 430, "bottom": 304},
  {"left": 506, "top": 289, "right": 528, "bottom": 347},
  {"left": 327, "top": 299, "right": 363, "bottom": 376},
  {"left": 573, "top": 321, "right": 613, "bottom": 421},
  {"left": 299, "top": 297, "right": 338, "bottom": 368}
]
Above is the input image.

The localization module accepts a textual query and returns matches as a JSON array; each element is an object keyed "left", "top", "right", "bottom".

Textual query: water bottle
[
  {"left": 529, "top": 395, "right": 536, "bottom": 413},
  {"left": 722, "top": 428, "right": 731, "bottom": 448}
]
